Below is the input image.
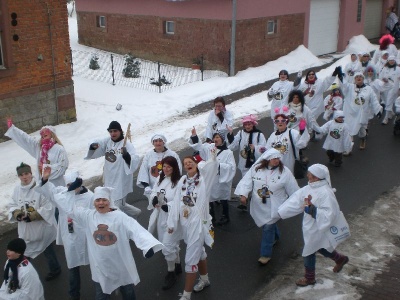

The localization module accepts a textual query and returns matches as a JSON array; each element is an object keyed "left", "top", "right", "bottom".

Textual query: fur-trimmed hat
[
  {"left": 242, "top": 114, "right": 258, "bottom": 125},
  {"left": 16, "top": 163, "right": 31, "bottom": 176}
]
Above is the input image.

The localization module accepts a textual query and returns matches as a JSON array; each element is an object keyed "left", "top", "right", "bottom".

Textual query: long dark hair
[
  {"left": 288, "top": 90, "right": 305, "bottom": 112},
  {"left": 255, "top": 159, "right": 284, "bottom": 173},
  {"left": 158, "top": 156, "right": 181, "bottom": 188}
]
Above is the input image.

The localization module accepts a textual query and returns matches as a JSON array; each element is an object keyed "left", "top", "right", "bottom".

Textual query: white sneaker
[
  {"left": 179, "top": 295, "right": 190, "bottom": 300},
  {"left": 382, "top": 117, "right": 389, "bottom": 125},
  {"left": 193, "top": 279, "right": 210, "bottom": 292}
]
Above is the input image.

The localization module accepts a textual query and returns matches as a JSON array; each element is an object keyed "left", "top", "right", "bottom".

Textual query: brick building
[
  {"left": 0, "top": 0, "right": 76, "bottom": 142},
  {"left": 76, "top": 0, "right": 395, "bottom": 75}
]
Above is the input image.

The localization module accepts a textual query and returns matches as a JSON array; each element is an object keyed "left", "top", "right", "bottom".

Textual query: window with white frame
[
  {"left": 98, "top": 16, "right": 106, "bottom": 28},
  {"left": 165, "top": 21, "right": 175, "bottom": 34},
  {"left": 267, "top": 20, "right": 277, "bottom": 35}
]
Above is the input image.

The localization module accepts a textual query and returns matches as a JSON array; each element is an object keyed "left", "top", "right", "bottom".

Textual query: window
[
  {"left": 267, "top": 20, "right": 277, "bottom": 35},
  {"left": 356, "top": 0, "right": 362, "bottom": 22},
  {"left": 98, "top": 16, "right": 106, "bottom": 28},
  {"left": 165, "top": 21, "right": 175, "bottom": 34}
]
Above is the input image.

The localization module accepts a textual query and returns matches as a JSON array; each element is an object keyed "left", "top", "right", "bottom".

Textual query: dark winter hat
[
  {"left": 279, "top": 70, "right": 289, "bottom": 76},
  {"left": 7, "top": 238, "right": 26, "bottom": 255},
  {"left": 107, "top": 121, "right": 122, "bottom": 132},
  {"left": 16, "top": 163, "right": 31, "bottom": 176}
]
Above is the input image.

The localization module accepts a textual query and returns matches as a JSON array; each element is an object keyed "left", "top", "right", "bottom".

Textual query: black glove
[
  {"left": 145, "top": 248, "right": 154, "bottom": 258},
  {"left": 205, "top": 138, "right": 212, "bottom": 143},
  {"left": 121, "top": 147, "right": 131, "bottom": 165},
  {"left": 227, "top": 132, "right": 234, "bottom": 144},
  {"left": 68, "top": 178, "right": 83, "bottom": 191},
  {"left": 152, "top": 196, "right": 158, "bottom": 207},
  {"left": 190, "top": 135, "right": 199, "bottom": 144},
  {"left": 89, "top": 143, "right": 99, "bottom": 150},
  {"left": 41, "top": 178, "right": 48, "bottom": 186},
  {"left": 376, "top": 112, "right": 382, "bottom": 119},
  {"left": 332, "top": 66, "right": 342, "bottom": 77},
  {"left": 22, "top": 214, "right": 32, "bottom": 223},
  {"left": 161, "top": 204, "right": 169, "bottom": 212},
  {"left": 304, "top": 204, "right": 317, "bottom": 219}
]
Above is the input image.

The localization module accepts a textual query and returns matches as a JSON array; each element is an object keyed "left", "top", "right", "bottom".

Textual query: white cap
[
  {"left": 40, "top": 125, "right": 56, "bottom": 134},
  {"left": 63, "top": 170, "right": 79, "bottom": 185},
  {"left": 388, "top": 55, "right": 396, "bottom": 61},
  {"left": 308, "top": 164, "right": 332, "bottom": 187},
  {"left": 263, "top": 148, "right": 282, "bottom": 161},
  {"left": 333, "top": 110, "right": 345, "bottom": 119},
  {"left": 151, "top": 134, "right": 167, "bottom": 143},
  {"left": 93, "top": 187, "right": 114, "bottom": 200},
  {"left": 354, "top": 72, "right": 364, "bottom": 78}
]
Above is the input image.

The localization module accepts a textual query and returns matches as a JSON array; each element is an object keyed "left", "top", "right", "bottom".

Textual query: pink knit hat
[{"left": 242, "top": 114, "right": 258, "bottom": 125}]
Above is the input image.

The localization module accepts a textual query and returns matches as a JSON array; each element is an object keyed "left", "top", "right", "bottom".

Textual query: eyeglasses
[{"left": 274, "top": 119, "right": 287, "bottom": 124}]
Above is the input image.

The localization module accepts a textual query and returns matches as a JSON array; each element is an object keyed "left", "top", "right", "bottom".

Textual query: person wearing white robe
[
  {"left": 146, "top": 156, "right": 183, "bottom": 290},
  {"left": 278, "top": 164, "right": 349, "bottom": 287},
  {"left": 235, "top": 149, "right": 299, "bottom": 265},
  {"left": 7, "top": 163, "right": 60, "bottom": 281},
  {"left": 5, "top": 122, "right": 69, "bottom": 187},
  {"left": 189, "top": 128, "right": 236, "bottom": 226},
  {"left": 45, "top": 184, "right": 163, "bottom": 299},
  {"left": 264, "top": 114, "right": 310, "bottom": 174},
  {"left": 372, "top": 35, "right": 398, "bottom": 66},
  {"left": 343, "top": 53, "right": 362, "bottom": 84},
  {"left": 267, "top": 70, "right": 302, "bottom": 120},
  {"left": 287, "top": 90, "right": 320, "bottom": 132},
  {"left": 227, "top": 114, "right": 267, "bottom": 177},
  {"left": 373, "top": 50, "right": 389, "bottom": 77},
  {"left": 322, "top": 85, "right": 344, "bottom": 121},
  {"left": 85, "top": 121, "right": 141, "bottom": 218},
  {"left": 359, "top": 52, "right": 375, "bottom": 73},
  {"left": 341, "top": 71, "right": 383, "bottom": 150},
  {"left": 37, "top": 170, "right": 93, "bottom": 300},
  {"left": 167, "top": 151, "right": 219, "bottom": 300},
  {"left": 137, "top": 134, "right": 182, "bottom": 194},
  {"left": 204, "top": 97, "right": 233, "bottom": 142},
  {"left": 0, "top": 238, "right": 44, "bottom": 300}
]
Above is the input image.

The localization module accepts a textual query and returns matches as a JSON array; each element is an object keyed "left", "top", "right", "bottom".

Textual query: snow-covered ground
[{"left": 2, "top": 4, "right": 395, "bottom": 299}]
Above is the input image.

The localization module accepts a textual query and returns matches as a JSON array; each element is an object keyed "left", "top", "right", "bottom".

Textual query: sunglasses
[{"left": 274, "top": 119, "right": 287, "bottom": 124}]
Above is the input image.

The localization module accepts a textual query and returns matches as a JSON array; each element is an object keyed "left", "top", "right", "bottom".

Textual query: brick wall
[{"left": 0, "top": 0, "right": 76, "bottom": 139}]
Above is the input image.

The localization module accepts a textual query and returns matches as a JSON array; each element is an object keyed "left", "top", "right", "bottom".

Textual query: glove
[
  {"left": 7, "top": 118, "right": 13, "bottom": 129},
  {"left": 304, "top": 204, "right": 317, "bottom": 219},
  {"left": 152, "top": 196, "right": 158, "bottom": 207},
  {"left": 161, "top": 204, "right": 169, "bottom": 212},
  {"left": 144, "top": 186, "right": 152, "bottom": 196},
  {"left": 121, "top": 146, "right": 127, "bottom": 155},
  {"left": 332, "top": 66, "right": 341, "bottom": 77},
  {"left": 67, "top": 178, "right": 83, "bottom": 191},
  {"left": 205, "top": 138, "right": 212, "bottom": 143},
  {"left": 376, "top": 112, "right": 382, "bottom": 119},
  {"left": 89, "top": 143, "right": 99, "bottom": 150},
  {"left": 299, "top": 119, "right": 307, "bottom": 131},
  {"left": 122, "top": 149, "right": 131, "bottom": 165},
  {"left": 145, "top": 248, "right": 154, "bottom": 258}
]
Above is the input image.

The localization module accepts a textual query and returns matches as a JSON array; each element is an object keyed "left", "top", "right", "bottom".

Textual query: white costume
[
  {"left": 379, "top": 63, "right": 400, "bottom": 114},
  {"left": 287, "top": 103, "right": 319, "bottom": 131},
  {"left": 53, "top": 193, "right": 163, "bottom": 295},
  {"left": 322, "top": 94, "right": 343, "bottom": 121},
  {"left": 278, "top": 174, "right": 341, "bottom": 256},
  {"left": 168, "top": 158, "right": 218, "bottom": 272},
  {"left": 264, "top": 129, "right": 310, "bottom": 173},
  {"left": 268, "top": 80, "right": 296, "bottom": 119},
  {"left": 227, "top": 129, "right": 266, "bottom": 176},
  {"left": 137, "top": 149, "right": 182, "bottom": 189},
  {"left": 318, "top": 120, "right": 352, "bottom": 154},
  {"left": 5, "top": 125, "right": 69, "bottom": 186},
  {"left": 344, "top": 59, "right": 361, "bottom": 84},
  {"left": 0, "top": 258, "right": 44, "bottom": 300},
  {"left": 189, "top": 140, "right": 236, "bottom": 202},
  {"left": 372, "top": 45, "right": 398, "bottom": 65},
  {"left": 297, "top": 75, "right": 336, "bottom": 119},
  {"left": 8, "top": 179, "right": 57, "bottom": 258},
  {"left": 235, "top": 163, "right": 299, "bottom": 227},
  {"left": 205, "top": 109, "right": 234, "bottom": 141}
]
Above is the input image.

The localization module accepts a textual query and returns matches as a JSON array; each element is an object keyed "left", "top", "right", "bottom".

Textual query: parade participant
[
  {"left": 0, "top": 238, "right": 44, "bottom": 300},
  {"left": 5, "top": 119, "right": 69, "bottom": 186},
  {"left": 267, "top": 70, "right": 302, "bottom": 120},
  {"left": 147, "top": 156, "right": 183, "bottom": 290},
  {"left": 189, "top": 127, "right": 236, "bottom": 226},
  {"left": 45, "top": 182, "right": 163, "bottom": 300},
  {"left": 340, "top": 71, "right": 383, "bottom": 150},
  {"left": 373, "top": 50, "right": 389, "bottom": 77},
  {"left": 264, "top": 114, "right": 310, "bottom": 174},
  {"left": 227, "top": 114, "right": 267, "bottom": 177},
  {"left": 344, "top": 53, "right": 361, "bottom": 84},
  {"left": 137, "top": 134, "right": 182, "bottom": 194},
  {"left": 322, "top": 84, "right": 343, "bottom": 121},
  {"left": 373, "top": 34, "right": 398, "bottom": 67},
  {"left": 379, "top": 56, "right": 400, "bottom": 124},
  {"left": 385, "top": 6, "right": 400, "bottom": 39},
  {"left": 38, "top": 169, "right": 93, "bottom": 300},
  {"left": 235, "top": 149, "right": 299, "bottom": 265},
  {"left": 85, "top": 121, "right": 141, "bottom": 218},
  {"left": 287, "top": 90, "right": 319, "bottom": 132},
  {"left": 315, "top": 111, "right": 352, "bottom": 167},
  {"left": 167, "top": 150, "right": 219, "bottom": 300},
  {"left": 359, "top": 52, "right": 375, "bottom": 73},
  {"left": 278, "top": 164, "right": 349, "bottom": 287},
  {"left": 7, "top": 163, "right": 61, "bottom": 281},
  {"left": 204, "top": 97, "right": 233, "bottom": 142}
]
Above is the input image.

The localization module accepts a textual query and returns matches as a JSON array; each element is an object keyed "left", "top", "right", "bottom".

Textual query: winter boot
[
  {"left": 331, "top": 251, "right": 349, "bottom": 273},
  {"left": 359, "top": 138, "right": 366, "bottom": 150},
  {"left": 175, "top": 263, "right": 182, "bottom": 275},
  {"left": 162, "top": 271, "right": 177, "bottom": 290},
  {"left": 295, "top": 268, "right": 316, "bottom": 287}
]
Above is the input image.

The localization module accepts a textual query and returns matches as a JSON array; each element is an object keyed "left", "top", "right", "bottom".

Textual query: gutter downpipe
[{"left": 230, "top": 0, "right": 237, "bottom": 76}]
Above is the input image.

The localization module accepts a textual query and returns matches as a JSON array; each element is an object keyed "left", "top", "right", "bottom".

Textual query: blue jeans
[
  {"left": 43, "top": 243, "right": 61, "bottom": 273},
  {"left": 94, "top": 282, "right": 136, "bottom": 300},
  {"left": 303, "top": 248, "right": 333, "bottom": 270},
  {"left": 260, "top": 223, "right": 280, "bottom": 257},
  {"left": 69, "top": 266, "right": 80, "bottom": 298}
]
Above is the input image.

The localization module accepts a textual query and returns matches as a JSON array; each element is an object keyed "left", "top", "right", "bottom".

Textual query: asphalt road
[{"left": 0, "top": 114, "right": 399, "bottom": 300}]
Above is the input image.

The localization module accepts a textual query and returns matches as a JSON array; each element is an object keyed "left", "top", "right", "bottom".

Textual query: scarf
[
  {"left": 289, "top": 102, "right": 302, "bottom": 114},
  {"left": 182, "top": 173, "right": 200, "bottom": 196},
  {"left": 40, "top": 138, "right": 55, "bottom": 165},
  {"left": 275, "top": 127, "right": 288, "bottom": 136},
  {"left": 305, "top": 78, "right": 316, "bottom": 84},
  {"left": 244, "top": 128, "right": 261, "bottom": 168},
  {"left": 4, "top": 256, "right": 25, "bottom": 292},
  {"left": 387, "top": 63, "right": 397, "bottom": 69}
]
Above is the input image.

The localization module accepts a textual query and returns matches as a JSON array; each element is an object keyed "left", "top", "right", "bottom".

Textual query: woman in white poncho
[
  {"left": 235, "top": 148, "right": 299, "bottom": 265},
  {"left": 278, "top": 164, "right": 349, "bottom": 287}
]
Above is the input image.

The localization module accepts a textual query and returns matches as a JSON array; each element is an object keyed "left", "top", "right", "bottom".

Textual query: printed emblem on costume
[
  {"left": 212, "top": 122, "right": 217, "bottom": 130},
  {"left": 151, "top": 160, "right": 163, "bottom": 177},
  {"left": 274, "top": 91, "right": 283, "bottom": 100},
  {"left": 105, "top": 150, "right": 117, "bottom": 163},
  {"left": 93, "top": 224, "right": 117, "bottom": 246},
  {"left": 257, "top": 185, "right": 272, "bottom": 203},
  {"left": 347, "top": 70, "right": 354, "bottom": 76},
  {"left": 354, "top": 97, "right": 365, "bottom": 105},
  {"left": 329, "top": 129, "right": 341, "bottom": 139},
  {"left": 304, "top": 87, "right": 315, "bottom": 97},
  {"left": 272, "top": 140, "right": 288, "bottom": 154},
  {"left": 289, "top": 112, "right": 297, "bottom": 124}
]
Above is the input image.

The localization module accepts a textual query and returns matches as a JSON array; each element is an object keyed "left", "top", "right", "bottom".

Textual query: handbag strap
[{"left": 288, "top": 129, "right": 298, "bottom": 160}]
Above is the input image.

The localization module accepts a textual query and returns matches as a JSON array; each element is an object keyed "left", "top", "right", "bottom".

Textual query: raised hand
[
  {"left": 7, "top": 118, "right": 13, "bottom": 129},
  {"left": 191, "top": 126, "right": 197, "bottom": 137}
]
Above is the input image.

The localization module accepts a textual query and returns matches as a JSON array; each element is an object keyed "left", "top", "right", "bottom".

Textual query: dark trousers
[
  {"left": 94, "top": 282, "right": 136, "bottom": 300},
  {"left": 326, "top": 150, "right": 342, "bottom": 166}
]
